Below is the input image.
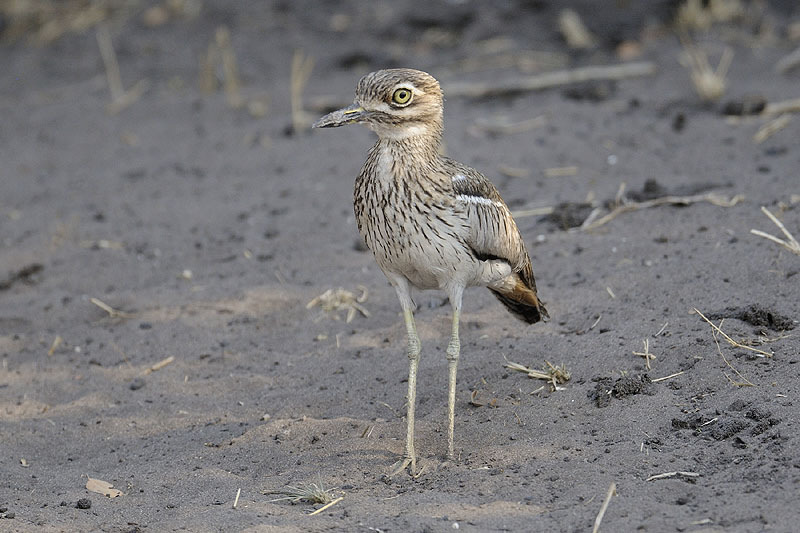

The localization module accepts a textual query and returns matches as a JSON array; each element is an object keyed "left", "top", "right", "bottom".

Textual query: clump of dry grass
[
  {"left": 675, "top": 0, "right": 744, "bottom": 31},
  {"left": 0, "top": 0, "right": 129, "bottom": 44},
  {"left": 265, "top": 480, "right": 338, "bottom": 505},
  {"left": 505, "top": 360, "right": 571, "bottom": 391},
  {"left": 681, "top": 41, "right": 733, "bottom": 102},
  {"left": 307, "top": 286, "right": 370, "bottom": 323}
]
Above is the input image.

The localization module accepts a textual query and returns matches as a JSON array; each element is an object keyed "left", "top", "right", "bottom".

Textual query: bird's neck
[{"left": 372, "top": 129, "right": 443, "bottom": 169}]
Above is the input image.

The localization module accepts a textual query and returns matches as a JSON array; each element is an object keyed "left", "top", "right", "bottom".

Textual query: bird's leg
[
  {"left": 397, "top": 308, "right": 421, "bottom": 474},
  {"left": 389, "top": 279, "right": 421, "bottom": 476},
  {"left": 445, "top": 288, "right": 463, "bottom": 461}
]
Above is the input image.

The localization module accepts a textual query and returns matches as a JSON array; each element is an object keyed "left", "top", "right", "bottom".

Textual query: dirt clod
[
  {"left": 590, "top": 374, "right": 653, "bottom": 407},
  {"left": 710, "top": 418, "right": 750, "bottom": 440},
  {"left": 544, "top": 202, "right": 594, "bottom": 230},
  {"left": 76, "top": 499, "right": 92, "bottom": 510},
  {"left": 708, "top": 304, "right": 795, "bottom": 331}
]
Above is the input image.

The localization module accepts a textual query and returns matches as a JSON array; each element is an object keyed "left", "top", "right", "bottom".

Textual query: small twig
[
  {"left": 580, "top": 192, "right": 744, "bottom": 231},
  {"left": 233, "top": 488, "right": 241, "bottom": 509},
  {"left": 762, "top": 97, "right": 800, "bottom": 116},
  {"left": 750, "top": 206, "right": 800, "bottom": 255},
  {"left": 559, "top": 8, "right": 595, "bottom": 49},
  {"left": 90, "top": 297, "right": 136, "bottom": 319},
  {"left": 544, "top": 166, "right": 579, "bottom": 178},
  {"left": 96, "top": 25, "right": 149, "bottom": 114},
  {"left": 713, "top": 328, "right": 754, "bottom": 387},
  {"left": 511, "top": 206, "right": 555, "bottom": 218},
  {"left": 632, "top": 338, "right": 656, "bottom": 370},
  {"left": 105, "top": 79, "right": 150, "bottom": 115},
  {"left": 505, "top": 359, "right": 570, "bottom": 391},
  {"left": 308, "top": 496, "right": 343, "bottom": 516},
  {"left": 291, "top": 49, "right": 315, "bottom": 133},
  {"left": 307, "top": 286, "right": 370, "bottom": 323},
  {"left": 215, "top": 26, "right": 242, "bottom": 108},
  {"left": 144, "top": 355, "right": 175, "bottom": 375},
  {"left": 47, "top": 335, "right": 63, "bottom": 356},
  {"left": 646, "top": 471, "right": 700, "bottom": 482},
  {"left": 592, "top": 482, "right": 617, "bottom": 533},
  {"left": 753, "top": 114, "right": 792, "bottom": 144},
  {"left": 654, "top": 322, "right": 669, "bottom": 337},
  {"left": 651, "top": 371, "right": 685, "bottom": 383},
  {"left": 96, "top": 25, "right": 123, "bottom": 101},
  {"left": 681, "top": 41, "right": 732, "bottom": 102},
  {"left": 694, "top": 308, "right": 772, "bottom": 358},
  {"left": 445, "top": 61, "right": 656, "bottom": 98}
]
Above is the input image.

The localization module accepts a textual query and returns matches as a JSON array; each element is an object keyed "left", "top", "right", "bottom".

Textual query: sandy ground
[{"left": 1, "top": 1, "right": 799, "bottom": 531}]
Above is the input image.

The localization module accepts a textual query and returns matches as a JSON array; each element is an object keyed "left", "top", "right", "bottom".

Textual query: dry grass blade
[
  {"left": 651, "top": 371, "right": 685, "bottom": 383},
  {"left": 307, "top": 286, "right": 370, "bottom": 323},
  {"left": 512, "top": 206, "right": 555, "bottom": 218},
  {"left": 216, "top": 26, "right": 242, "bottom": 108},
  {"left": 96, "top": 24, "right": 149, "bottom": 114},
  {"left": 753, "top": 114, "right": 792, "bottom": 144},
  {"left": 144, "top": 355, "right": 175, "bottom": 375},
  {"left": 2, "top": 0, "right": 118, "bottom": 44},
  {"left": 47, "top": 335, "right": 63, "bottom": 356},
  {"left": 694, "top": 308, "right": 772, "bottom": 358},
  {"left": 646, "top": 471, "right": 700, "bottom": 482},
  {"left": 632, "top": 338, "right": 656, "bottom": 370},
  {"left": 750, "top": 206, "right": 800, "bottom": 255},
  {"left": 96, "top": 24, "right": 123, "bottom": 101},
  {"left": 558, "top": 8, "right": 595, "bottom": 49},
  {"left": 233, "top": 487, "right": 241, "bottom": 509},
  {"left": 580, "top": 191, "right": 744, "bottom": 231},
  {"left": 712, "top": 327, "right": 754, "bottom": 387},
  {"left": 90, "top": 297, "right": 135, "bottom": 319},
  {"left": 265, "top": 481, "right": 337, "bottom": 505},
  {"left": 291, "top": 49, "right": 315, "bottom": 133},
  {"left": 505, "top": 360, "right": 570, "bottom": 391},
  {"left": 592, "top": 482, "right": 617, "bottom": 533},
  {"left": 762, "top": 97, "right": 800, "bottom": 115},
  {"left": 681, "top": 40, "right": 733, "bottom": 102},
  {"left": 308, "top": 496, "right": 344, "bottom": 516}
]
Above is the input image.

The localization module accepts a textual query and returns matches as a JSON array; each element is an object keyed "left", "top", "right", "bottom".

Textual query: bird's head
[{"left": 313, "top": 68, "right": 443, "bottom": 141}]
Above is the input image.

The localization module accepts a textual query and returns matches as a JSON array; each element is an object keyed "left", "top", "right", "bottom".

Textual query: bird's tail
[{"left": 488, "top": 260, "right": 548, "bottom": 325}]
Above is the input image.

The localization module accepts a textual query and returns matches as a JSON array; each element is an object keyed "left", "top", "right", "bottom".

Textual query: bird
[{"left": 313, "top": 68, "right": 548, "bottom": 475}]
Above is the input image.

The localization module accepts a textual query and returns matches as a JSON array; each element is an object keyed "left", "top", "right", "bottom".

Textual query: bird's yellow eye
[{"left": 392, "top": 88, "right": 412, "bottom": 105}]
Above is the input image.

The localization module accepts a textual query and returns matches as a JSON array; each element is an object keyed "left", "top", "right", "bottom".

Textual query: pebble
[{"left": 76, "top": 498, "right": 92, "bottom": 510}]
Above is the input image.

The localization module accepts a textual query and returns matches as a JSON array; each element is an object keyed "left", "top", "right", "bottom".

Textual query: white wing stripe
[{"left": 456, "top": 194, "right": 505, "bottom": 209}]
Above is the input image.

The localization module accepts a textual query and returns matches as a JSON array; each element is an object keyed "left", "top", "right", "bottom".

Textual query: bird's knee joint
[
  {"left": 446, "top": 341, "right": 460, "bottom": 361},
  {"left": 407, "top": 340, "right": 421, "bottom": 360}
]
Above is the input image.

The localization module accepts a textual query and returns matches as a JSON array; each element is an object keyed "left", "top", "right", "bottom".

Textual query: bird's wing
[{"left": 445, "top": 161, "right": 528, "bottom": 271}]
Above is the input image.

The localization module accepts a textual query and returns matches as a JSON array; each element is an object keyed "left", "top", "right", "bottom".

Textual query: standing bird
[{"left": 313, "top": 68, "right": 548, "bottom": 475}]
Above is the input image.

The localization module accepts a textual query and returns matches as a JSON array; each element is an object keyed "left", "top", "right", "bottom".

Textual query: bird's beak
[{"left": 312, "top": 103, "right": 367, "bottom": 128}]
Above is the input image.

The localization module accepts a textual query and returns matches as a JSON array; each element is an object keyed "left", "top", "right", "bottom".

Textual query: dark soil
[{"left": 1, "top": 1, "right": 800, "bottom": 532}]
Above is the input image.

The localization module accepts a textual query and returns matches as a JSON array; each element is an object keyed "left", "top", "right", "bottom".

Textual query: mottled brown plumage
[{"left": 314, "top": 68, "right": 547, "bottom": 475}]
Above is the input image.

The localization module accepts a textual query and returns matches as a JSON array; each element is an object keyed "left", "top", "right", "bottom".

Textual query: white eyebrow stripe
[{"left": 456, "top": 194, "right": 505, "bottom": 209}]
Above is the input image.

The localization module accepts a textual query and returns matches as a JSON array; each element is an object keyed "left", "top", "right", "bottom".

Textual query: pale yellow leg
[
  {"left": 390, "top": 307, "right": 421, "bottom": 476},
  {"left": 445, "top": 308, "right": 460, "bottom": 460}
]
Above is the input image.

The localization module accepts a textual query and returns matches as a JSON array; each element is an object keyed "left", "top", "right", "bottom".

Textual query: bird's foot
[{"left": 387, "top": 454, "right": 417, "bottom": 478}]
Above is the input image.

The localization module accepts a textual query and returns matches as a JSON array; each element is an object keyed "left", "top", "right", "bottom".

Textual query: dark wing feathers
[
  {"left": 444, "top": 159, "right": 527, "bottom": 272},
  {"left": 444, "top": 158, "right": 549, "bottom": 323}
]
